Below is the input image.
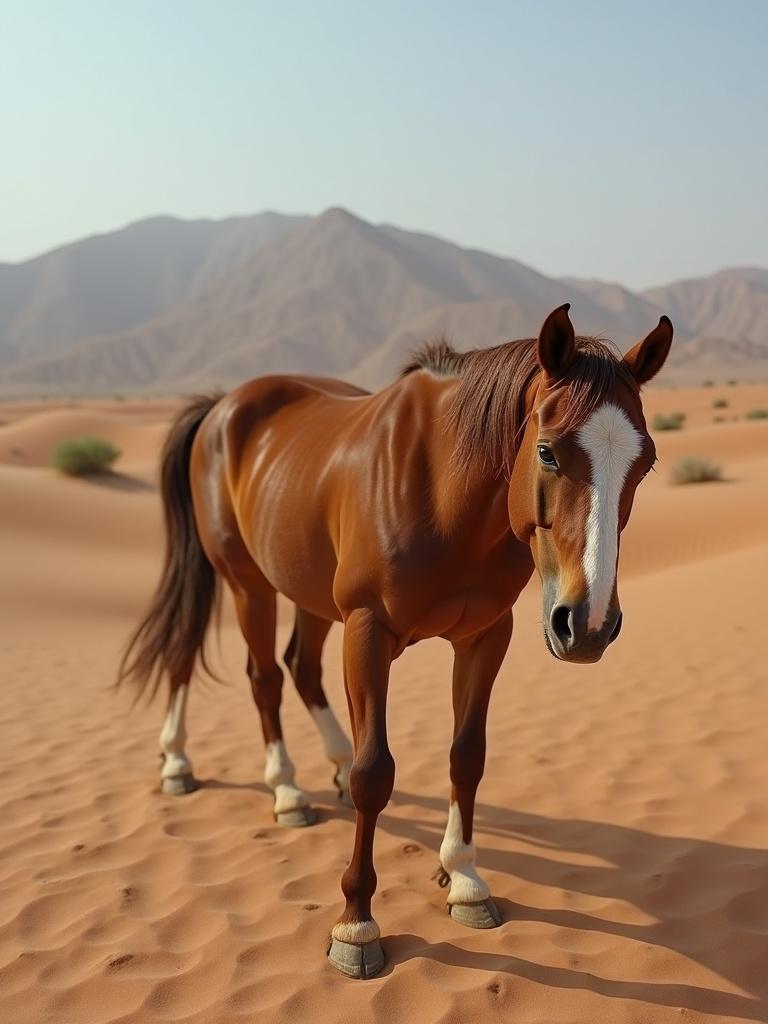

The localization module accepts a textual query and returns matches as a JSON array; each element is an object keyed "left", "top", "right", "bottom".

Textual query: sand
[{"left": 0, "top": 387, "right": 767, "bottom": 1024}]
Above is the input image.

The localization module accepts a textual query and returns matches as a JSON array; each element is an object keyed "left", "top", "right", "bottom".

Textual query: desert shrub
[
  {"left": 652, "top": 411, "right": 686, "bottom": 431},
  {"left": 713, "top": 415, "right": 726, "bottom": 423},
  {"left": 51, "top": 436, "right": 120, "bottom": 476},
  {"left": 670, "top": 456, "right": 723, "bottom": 485},
  {"left": 703, "top": 379, "right": 715, "bottom": 387},
  {"left": 712, "top": 398, "right": 728, "bottom": 408},
  {"left": 745, "top": 408, "right": 768, "bottom": 420},
  {"left": 727, "top": 379, "right": 738, "bottom": 386}
]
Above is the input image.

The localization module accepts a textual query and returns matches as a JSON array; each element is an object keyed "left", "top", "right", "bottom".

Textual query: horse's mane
[{"left": 401, "top": 334, "right": 638, "bottom": 476}]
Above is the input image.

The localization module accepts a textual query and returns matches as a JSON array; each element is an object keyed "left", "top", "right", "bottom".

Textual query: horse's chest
[
  {"left": 408, "top": 588, "right": 509, "bottom": 647},
  {"left": 393, "top": 545, "right": 534, "bottom": 648}
]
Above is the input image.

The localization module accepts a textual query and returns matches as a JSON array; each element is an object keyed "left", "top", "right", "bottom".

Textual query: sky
[{"left": 2, "top": 1, "right": 766, "bottom": 289}]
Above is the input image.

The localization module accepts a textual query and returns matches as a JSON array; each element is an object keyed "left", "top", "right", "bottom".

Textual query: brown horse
[{"left": 119, "top": 304, "right": 672, "bottom": 979}]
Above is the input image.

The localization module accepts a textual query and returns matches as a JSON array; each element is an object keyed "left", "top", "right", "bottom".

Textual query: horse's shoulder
[{"left": 366, "top": 365, "right": 456, "bottom": 429}]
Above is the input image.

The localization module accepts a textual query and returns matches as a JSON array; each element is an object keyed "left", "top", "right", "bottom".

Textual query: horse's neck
[{"left": 419, "top": 375, "right": 512, "bottom": 548}]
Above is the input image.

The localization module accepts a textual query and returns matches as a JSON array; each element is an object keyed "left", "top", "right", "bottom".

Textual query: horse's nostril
[
  {"left": 550, "top": 605, "right": 574, "bottom": 647},
  {"left": 609, "top": 612, "right": 623, "bottom": 643}
]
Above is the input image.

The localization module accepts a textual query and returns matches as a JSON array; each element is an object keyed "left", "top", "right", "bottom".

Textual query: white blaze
[{"left": 576, "top": 403, "right": 642, "bottom": 631}]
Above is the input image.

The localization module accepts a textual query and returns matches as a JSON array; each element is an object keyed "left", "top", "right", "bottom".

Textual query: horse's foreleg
[
  {"left": 328, "top": 609, "right": 395, "bottom": 980},
  {"left": 159, "top": 682, "right": 198, "bottom": 794},
  {"left": 439, "top": 611, "right": 512, "bottom": 929},
  {"left": 284, "top": 609, "right": 353, "bottom": 806}
]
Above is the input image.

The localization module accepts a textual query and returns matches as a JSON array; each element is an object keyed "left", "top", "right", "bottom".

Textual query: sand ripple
[{"left": 1, "top": 404, "right": 767, "bottom": 1023}]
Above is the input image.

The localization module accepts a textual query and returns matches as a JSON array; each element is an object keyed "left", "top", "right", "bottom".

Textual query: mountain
[
  {"left": 1, "top": 210, "right": 765, "bottom": 394},
  {"left": 0, "top": 212, "right": 306, "bottom": 366},
  {"left": 643, "top": 267, "right": 768, "bottom": 345}
]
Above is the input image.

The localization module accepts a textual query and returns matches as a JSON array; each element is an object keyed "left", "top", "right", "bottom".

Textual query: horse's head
[{"left": 508, "top": 304, "right": 673, "bottom": 663}]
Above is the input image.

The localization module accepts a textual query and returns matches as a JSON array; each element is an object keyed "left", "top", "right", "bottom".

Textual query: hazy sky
[{"left": 2, "top": 1, "right": 766, "bottom": 288}]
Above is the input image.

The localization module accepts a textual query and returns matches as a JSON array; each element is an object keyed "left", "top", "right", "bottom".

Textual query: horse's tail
[{"left": 117, "top": 392, "right": 223, "bottom": 703}]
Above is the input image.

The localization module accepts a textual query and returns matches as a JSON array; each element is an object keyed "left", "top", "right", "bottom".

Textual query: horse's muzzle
[{"left": 545, "top": 603, "right": 623, "bottom": 663}]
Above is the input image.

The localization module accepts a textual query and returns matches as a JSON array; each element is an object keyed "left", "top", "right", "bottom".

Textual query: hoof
[
  {"left": 449, "top": 898, "right": 502, "bottom": 929},
  {"left": 328, "top": 937, "right": 385, "bottom": 979},
  {"left": 275, "top": 806, "right": 317, "bottom": 828},
  {"left": 161, "top": 773, "right": 198, "bottom": 796}
]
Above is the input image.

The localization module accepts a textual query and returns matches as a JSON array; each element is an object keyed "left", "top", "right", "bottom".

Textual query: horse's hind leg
[
  {"left": 284, "top": 608, "right": 353, "bottom": 806},
  {"left": 233, "top": 587, "right": 315, "bottom": 827},
  {"left": 159, "top": 682, "right": 198, "bottom": 794}
]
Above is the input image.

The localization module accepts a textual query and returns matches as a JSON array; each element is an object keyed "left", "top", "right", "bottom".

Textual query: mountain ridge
[{"left": 1, "top": 208, "right": 765, "bottom": 394}]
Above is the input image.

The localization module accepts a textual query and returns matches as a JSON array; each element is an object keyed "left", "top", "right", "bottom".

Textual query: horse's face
[{"left": 508, "top": 306, "right": 673, "bottom": 663}]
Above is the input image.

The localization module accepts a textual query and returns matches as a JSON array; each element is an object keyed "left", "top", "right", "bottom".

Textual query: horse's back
[
  {"left": 200, "top": 373, "right": 365, "bottom": 477},
  {"left": 233, "top": 372, "right": 369, "bottom": 409}
]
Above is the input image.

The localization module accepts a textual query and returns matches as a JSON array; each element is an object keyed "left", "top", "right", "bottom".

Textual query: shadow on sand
[
  {"left": 373, "top": 790, "right": 768, "bottom": 1020},
  {"left": 82, "top": 470, "right": 155, "bottom": 492},
  {"left": 193, "top": 775, "right": 768, "bottom": 1017}
]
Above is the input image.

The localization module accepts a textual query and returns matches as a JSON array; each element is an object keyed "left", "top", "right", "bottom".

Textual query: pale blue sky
[{"left": 2, "top": 0, "right": 766, "bottom": 288}]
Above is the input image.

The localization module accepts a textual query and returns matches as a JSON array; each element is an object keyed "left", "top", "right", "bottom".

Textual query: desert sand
[{"left": 1, "top": 386, "right": 767, "bottom": 1024}]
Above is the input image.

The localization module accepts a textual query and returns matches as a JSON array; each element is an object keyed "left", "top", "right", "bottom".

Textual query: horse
[{"left": 118, "top": 303, "right": 673, "bottom": 979}]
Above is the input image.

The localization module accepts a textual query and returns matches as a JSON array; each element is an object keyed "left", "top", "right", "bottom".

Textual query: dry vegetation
[
  {"left": 670, "top": 455, "right": 724, "bottom": 484},
  {"left": 51, "top": 436, "right": 120, "bottom": 476},
  {"left": 652, "top": 411, "right": 686, "bottom": 431}
]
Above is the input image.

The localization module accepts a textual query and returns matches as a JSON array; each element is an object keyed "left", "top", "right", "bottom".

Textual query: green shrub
[
  {"left": 652, "top": 411, "right": 686, "bottom": 431},
  {"left": 745, "top": 408, "right": 768, "bottom": 420},
  {"left": 51, "top": 436, "right": 120, "bottom": 476},
  {"left": 670, "top": 456, "right": 723, "bottom": 485},
  {"left": 712, "top": 398, "right": 728, "bottom": 409}
]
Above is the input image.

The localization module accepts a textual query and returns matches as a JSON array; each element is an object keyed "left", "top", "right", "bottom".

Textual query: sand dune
[
  {"left": 641, "top": 383, "right": 768, "bottom": 428},
  {"left": 0, "top": 407, "right": 172, "bottom": 470},
  {"left": 620, "top": 418, "right": 768, "bottom": 576},
  {"left": 0, "top": 390, "right": 766, "bottom": 1024}
]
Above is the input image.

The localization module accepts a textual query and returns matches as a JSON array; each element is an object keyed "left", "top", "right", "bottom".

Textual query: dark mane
[
  {"left": 402, "top": 334, "right": 638, "bottom": 476},
  {"left": 400, "top": 335, "right": 468, "bottom": 378}
]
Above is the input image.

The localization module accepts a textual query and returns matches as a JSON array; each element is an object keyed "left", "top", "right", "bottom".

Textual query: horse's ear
[
  {"left": 537, "top": 304, "right": 576, "bottom": 379},
  {"left": 622, "top": 316, "right": 674, "bottom": 385}
]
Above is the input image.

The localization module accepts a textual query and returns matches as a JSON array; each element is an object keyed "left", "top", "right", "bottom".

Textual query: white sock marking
[
  {"left": 264, "top": 740, "right": 309, "bottom": 814},
  {"left": 159, "top": 683, "right": 193, "bottom": 779},
  {"left": 439, "top": 801, "right": 490, "bottom": 905},
  {"left": 331, "top": 918, "right": 381, "bottom": 943},
  {"left": 310, "top": 705, "right": 353, "bottom": 790},
  {"left": 576, "top": 403, "right": 642, "bottom": 631}
]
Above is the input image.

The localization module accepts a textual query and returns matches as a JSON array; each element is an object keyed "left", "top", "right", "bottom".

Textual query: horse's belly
[
  {"left": 244, "top": 500, "right": 341, "bottom": 621},
  {"left": 269, "top": 564, "right": 342, "bottom": 623}
]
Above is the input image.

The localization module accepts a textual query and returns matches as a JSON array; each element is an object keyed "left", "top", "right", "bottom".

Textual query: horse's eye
[{"left": 537, "top": 444, "right": 558, "bottom": 468}]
